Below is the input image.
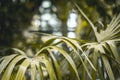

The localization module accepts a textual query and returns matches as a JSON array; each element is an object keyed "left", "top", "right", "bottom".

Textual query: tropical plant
[
  {"left": 0, "top": 3, "right": 120, "bottom": 80},
  {"left": 0, "top": 36, "right": 95, "bottom": 80},
  {"left": 75, "top": 3, "right": 120, "bottom": 80}
]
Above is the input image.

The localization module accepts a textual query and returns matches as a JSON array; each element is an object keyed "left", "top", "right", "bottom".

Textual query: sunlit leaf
[
  {"left": 36, "top": 61, "right": 44, "bottom": 80},
  {"left": 30, "top": 60, "right": 37, "bottom": 80},
  {"left": 40, "top": 38, "right": 57, "bottom": 49},
  {"left": 0, "top": 54, "right": 18, "bottom": 74},
  {"left": 47, "top": 49, "right": 62, "bottom": 80},
  {"left": 106, "top": 41, "right": 120, "bottom": 64},
  {"left": 74, "top": 3, "right": 99, "bottom": 42},
  {"left": 58, "top": 37, "right": 94, "bottom": 79},
  {"left": 2, "top": 55, "right": 26, "bottom": 80},
  {"left": 47, "top": 46, "right": 80, "bottom": 80},
  {"left": 39, "top": 54, "right": 57, "bottom": 80},
  {"left": 60, "top": 37, "right": 95, "bottom": 71},
  {"left": 12, "top": 48, "right": 26, "bottom": 55},
  {"left": 15, "top": 59, "right": 30, "bottom": 80}
]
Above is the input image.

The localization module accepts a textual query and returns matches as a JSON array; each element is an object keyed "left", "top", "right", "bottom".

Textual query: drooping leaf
[
  {"left": 15, "top": 59, "right": 30, "bottom": 80},
  {"left": 106, "top": 41, "right": 120, "bottom": 64},
  {"left": 12, "top": 48, "right": 26, "bottom": 55},
  {"left": 36, "top": 61, "right": 44, "bottom": 80},
  {"left": 74, "top": 3, "right": 99, "bottom": 42},
  {"left": 101, "top": 55, "right": 115, "bottom": 80},
  {"left": 0, "top": 54, "right": 18, "bottom": 74},
  {"left": 47, "top": 49, "right": 62, "bottom": 80},
  {"left": 47, "top": 46, "right": 80, "bottom": 80},
  {"left": 58, "top": 37, "right": 94, "bottom": 79},
  {"left": 97, "top": 58, "right": 104, "bottom": 80},
  {"left": 91, "top": 49, "right": 98, "bottom": 80},
  {"left": 40, "top": 38, "right": 57, "bottom": 49},
  {"left": 39, "top": 54, "right": 57, "bottom": 80},
  {"left": 30, "top": 60, "right": 37, "bottom": 80},
  {"left": 2, "top": 55, "right": 26, "bottom": 80}
]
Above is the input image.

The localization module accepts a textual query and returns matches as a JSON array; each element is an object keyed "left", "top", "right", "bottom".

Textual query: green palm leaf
[
  {"left": 75, "top": 2, "right": 120, "bottom": 79},
  {"left": 0, "top": 54, "right": 18, "bottom": 74},
  {"left": 47, "top": 48, "right": 62, "bottom": 80},
  {"left": 74, "top": 3, "right": 99, "bottom": 41},
  {"left": 15, "top": 59, "right": 30, "bottom": 80},
  {"left": 101, "top": 55, "right": 115, "bottom": 80},
  {"left": 48, "top": 46, "right": 80, "bottom": 80},
  {"left": 38, "top": 54, "right": 57, "bottom": 80},
  {"left": 36, "top": 61, "right": 44, "bottom": 80},
  {"left": 30, "top": 59, "right": 37, "bottom": 80},
  {"left": 2, "top": 55, "right": 26, "bottom": 80},
  {"left": 98, "top": 14, "right": 120, "bottom": 42}
]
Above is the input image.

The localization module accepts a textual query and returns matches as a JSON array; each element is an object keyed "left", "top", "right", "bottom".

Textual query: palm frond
[
  {"left": 1, "top": 55, "right": 26, "bottom": 80},
  {"left": 0, "top": 54, "right": 18, "bottom": 74},
  {"left": 47, "top": 48, "right": 62, "bottom": 80},
  {"left": 38, "top": 54, "right": 57, "bottom": 80},
  {"left": 36, "top": 36, "right": 96, "bottom": 79},
  {"left": 74, "top": 3, "right": 99, "bottom": 42},
  {"left": 75, "top": 4, "right": 120, "bottom": 79},
  {"left": 101, "top": 55, "right": 115, "bottom": 80},
  {"left": 75, "top": 3, "right": 120, "bottom": 43},
  {"left": 0, "top": 5, "right": 119, "bottom": 80},
  {"left": 15, "top": 59, "right": 30, "bottom": 80},
  {"left": 1, "top": 36, "right": 89, "bottom": 80},
  {"left": 98, "top": 14, "right": 120, "bottom": 42}
]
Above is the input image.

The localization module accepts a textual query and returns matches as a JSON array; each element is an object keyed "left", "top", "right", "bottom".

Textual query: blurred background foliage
[{"left": 0, "top": 0, "right": 120, "bottom": 56}]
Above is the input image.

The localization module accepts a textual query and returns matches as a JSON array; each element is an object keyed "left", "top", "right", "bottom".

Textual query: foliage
[
  {"left": 0, "top": 36, "right": 96, "bottom": 80},
  {"left": 75, "top": 3, "right": 120, "bottom": 80},
  {"left": 0, "top": 1, "right": 120, "bottom": 80},
  {"left": 0, "top": 12, "right": 120, "bottom": 80}
]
